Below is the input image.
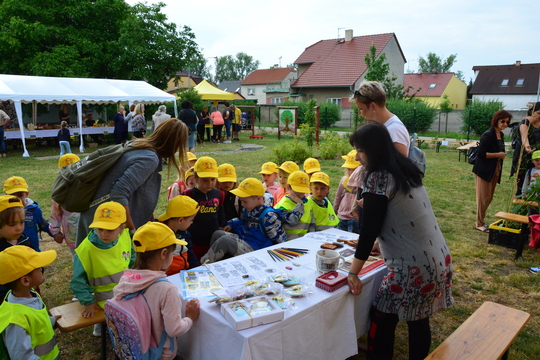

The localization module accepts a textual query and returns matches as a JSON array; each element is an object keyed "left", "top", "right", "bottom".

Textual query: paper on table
[
  {"left": 301, "top": 229, "right": 358, "bottom": 243},
  {"left": 180, "top": 270, "right": 223, "bottom": 299},
  {"left": 207, "top": 256, "right": 277, "bottom": 287}
]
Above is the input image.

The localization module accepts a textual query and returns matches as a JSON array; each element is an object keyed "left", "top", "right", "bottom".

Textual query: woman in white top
[
  {"left": 351, "top": 81, "right": 410, "bottom": 156},
  {"left": 152, "top": 105, "right": 171, "bottom": 131}
]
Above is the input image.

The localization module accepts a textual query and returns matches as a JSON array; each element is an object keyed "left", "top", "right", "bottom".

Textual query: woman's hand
[
  {"left": 348, "top": 274, "right": 364, "bottom": 296},
  {"left": 525, "top": 145, "right": 536, "bottom": 154},
  {"left": 498, "top": 152, "right": 507, "bottom": 159}
]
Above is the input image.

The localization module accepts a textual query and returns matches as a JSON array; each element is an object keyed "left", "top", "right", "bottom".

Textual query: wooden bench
[
  {"left": 456, "top": 141, "right": 478, "bottom": 161},
  {"left": 492, "top": 212, "right": 530, "bottom": 259},
  {"left": 249, "top": 135, "right": 264, "bottom": 139},
  {"left": 425, "top": 301, "right": 530, "bottom": 360},
  {"left": 49, "top": 302, "right": 107, "bottom": 360}
]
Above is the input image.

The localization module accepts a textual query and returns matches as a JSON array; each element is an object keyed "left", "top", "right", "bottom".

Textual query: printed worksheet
[
  {"left": 180, "top": 270, "right": 223, "bottom": 299},
  {"left": 207, "top": 256, "right": 276, "bottom": 287},
  {"left": 301, "top": 228, "right": 358, "bottom": 243}
]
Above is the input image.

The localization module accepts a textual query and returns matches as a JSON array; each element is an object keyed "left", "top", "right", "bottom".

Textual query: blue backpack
[{"left": 104, "top": 278, "right": 174, "bottom": 360}]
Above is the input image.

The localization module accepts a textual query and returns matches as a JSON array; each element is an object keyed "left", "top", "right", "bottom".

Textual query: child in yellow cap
[
  {"left": 0, "top": 195, "right": 34, "bottom": 301},
  {"left": 201, "top": 178, "right": 286, "bottom": 263},
  {"left": 303, "top": 157, "right": 321, "bottom": 179},
  {"left": 111, "top": 222, "right": 200, "bottom": 360},
  {"left": 275, "top": 171, "right": 313, "bottom": 240},
  {"left": 308, "top": 172, "right": 339, "bottom": 231},
  {"left": 50, "top": 154, "right": 81, "bottom": 258},
  {"left": 3, "top": 176, "right": 53, "bottom": 252},
  {"left": 184, "top": 156, "right": 226, "bottom": 260},
  {"left": 157, "top": 195, "right": 200, "bottom": 275},
  {"left": 259, "top": 162, "right": 280, "bottom": 206},
  {"left": 71, "top": 201, "right": 135, "bottom": 337},
  {"left": 273, "top": 161, "right": 300, "bottom": 206},
  {"left": 217, "top": 163, "right": 241, "bottom": 221},
  {"left": 334, "top": 151, "right": 361, "bottom": 234},
  {"left": 0, "top": 246, "right": 60, "bottom": 359}
]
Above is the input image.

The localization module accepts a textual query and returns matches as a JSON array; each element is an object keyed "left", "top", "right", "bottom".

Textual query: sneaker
[
  {"left": 71, "top": 296, "right": 78, "bottom": 302},
  {"left": 93, "top": 323, "right": 102, "bottom": 337},
  {"left": 224, "top": 140, "right": 231, "bottom": 144},
  {"left": 530, "top": 266, "right": 540, "bottom": 274}
]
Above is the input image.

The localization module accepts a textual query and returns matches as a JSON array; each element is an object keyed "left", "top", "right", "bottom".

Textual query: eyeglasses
[
  {"left": 499, "top": 120, "right": 509, "bottom": 124},
  {"left": 354, "top": 90, "right": 373, "bottom": 103}
]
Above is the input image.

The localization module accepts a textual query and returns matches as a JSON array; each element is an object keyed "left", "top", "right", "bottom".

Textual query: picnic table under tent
[{"left": 0, "top": 74, "right": 177, "bottom": 157}]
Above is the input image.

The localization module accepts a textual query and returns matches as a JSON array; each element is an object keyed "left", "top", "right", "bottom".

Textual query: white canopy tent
[{"left": 0, "top": 74, "right": 177, "bottom": 156}]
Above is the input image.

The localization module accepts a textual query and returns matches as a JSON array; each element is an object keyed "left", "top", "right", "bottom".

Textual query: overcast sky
[{"left": 126, "top": 0, "right": 539, "bottom": 83}]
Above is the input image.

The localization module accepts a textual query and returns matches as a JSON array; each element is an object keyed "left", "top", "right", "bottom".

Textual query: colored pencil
[
  {"left": 271, "top": 250, "right": 289, "bottom": 261},
  {"left": 274, "top": 249, "right": 295, "bottom": 259},
  {"left": 281, "top": 248, "right": 309, "bottom": 253},
  {"left": 267, "top": 250, "right": 280, "bottom": 262}
]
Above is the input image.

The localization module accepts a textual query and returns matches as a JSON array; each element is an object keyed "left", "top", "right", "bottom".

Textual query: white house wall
[{"left": 472, "top": 94, "right": 540, "bottom": 111}]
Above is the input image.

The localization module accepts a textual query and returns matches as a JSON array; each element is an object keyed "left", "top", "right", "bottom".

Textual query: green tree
[
  {"left": 215, "top": 52, "right": 260, "bottom": 83},
  {"left": 189, "top": 55, "right": 213, "bottom": 81},
  {"left": 0, "top": 0, "right": 202, "bottom": 89},
  {"left": 460, "top": 99, "right": 503, "bottom": 136},
  {"left": 364, "top": 45, "right": 390, "bottom": 82},
  {"left": 418, "top": 53, "right": 457, "bottom": 73}
]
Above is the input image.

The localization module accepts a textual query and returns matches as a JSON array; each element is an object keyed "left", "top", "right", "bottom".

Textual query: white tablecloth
[
  {"left": 4, "top": 126, "right": 114, "bottom": 139},
  {"left": 169, "top": 229, "right": 386, "bottom": 360}
]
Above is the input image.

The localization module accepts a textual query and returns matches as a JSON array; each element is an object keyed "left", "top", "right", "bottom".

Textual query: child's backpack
[
  {"left": 104, "top": 278, "right": 174, "bottom": 360},
  {"left": 409, "top": 133, "right": 426, "bottom": 177},
  {"left": 51, "top": 142, "right": 139, "bottom": 213},
  {"left": 245, "top": 207, "right": 282, "bottom": 243}
]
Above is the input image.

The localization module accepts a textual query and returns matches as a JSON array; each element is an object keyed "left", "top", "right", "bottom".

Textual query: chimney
[
  {"left": 516, "top": 60, "right": 521, "bottom": 66},
  {"left": 345, "top": 29, "right": 353, "bottom": 42}
]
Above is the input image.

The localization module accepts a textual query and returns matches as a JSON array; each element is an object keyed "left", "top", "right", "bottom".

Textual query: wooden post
[{"left": 315, "top": 106, "right": 320, "bottom": 146}]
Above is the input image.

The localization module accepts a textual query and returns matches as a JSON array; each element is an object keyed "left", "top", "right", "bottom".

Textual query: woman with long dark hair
[
  {"left": 347, "top": 122, "right": 453, "bottom": 360},
  {"left": 472, "top": 110, "right": 511, "bottom": 232}
]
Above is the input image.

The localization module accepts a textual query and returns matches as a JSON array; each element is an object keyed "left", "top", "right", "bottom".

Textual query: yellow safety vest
[
  {"left": 309, "top": 196, "right": 340, "bottom": 231},
  {"left": 75, "top": 228, "right": 132, "bottom": 307},
  {"left": 0, "top": 292, "right": 60, "bottom": 360},
  {"left": 276, "top": 196, "right": 313, "bottom": 240}
]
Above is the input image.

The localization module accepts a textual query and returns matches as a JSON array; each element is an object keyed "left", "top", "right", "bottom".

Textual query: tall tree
[
  {"left": 418, "top": 53, "right": 457, "bottom": 73},
  {"left": 0, "top": 0, "right": 202, "bottom": 89},
  {"left": 364, "top": 45, "right": 390, "bottom": 82},
  {"left": 214, "top": 52, "right": 260, "bottom": 83}
]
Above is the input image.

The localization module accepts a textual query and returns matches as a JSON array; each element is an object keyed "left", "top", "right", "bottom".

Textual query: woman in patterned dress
[{"left": 347, "top": 122, "right": 453, "bottom": 360}]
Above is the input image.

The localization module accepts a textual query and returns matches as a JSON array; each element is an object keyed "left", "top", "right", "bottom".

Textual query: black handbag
[{"left": 467, "top": 142, "right": 480, "bottom": 165}]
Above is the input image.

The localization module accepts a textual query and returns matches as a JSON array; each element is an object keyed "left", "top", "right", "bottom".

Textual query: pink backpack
[{"left": 104, "top": 278, "right": 173, "bottom": 360}]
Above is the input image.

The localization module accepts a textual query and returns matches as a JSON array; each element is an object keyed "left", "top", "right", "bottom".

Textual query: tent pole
[
  {"left": 77, "top": 101, "right": 84, "bottom": 153},
  {"left": 14, "top": 101, "right": 29, "bottom": 157},
  {"left": 174, "top": 100, "right": 178, "bottom": 118}
]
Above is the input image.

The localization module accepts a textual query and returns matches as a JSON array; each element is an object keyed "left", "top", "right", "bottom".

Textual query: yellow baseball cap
[
  {"left": 279, "top": 161, "right": 299, "bottom": 174},
  {"left": 185, "top": 167, "right": 195, "bottom": 181},
  {"left": 133, "top": 222, "right": 186, "bottom": 252},
  {"left": 342, "top": 151, "right": 361, "bottom": 168},
  {"left": 288, "top": 171, "right": 311, "bottom": 194},
  {"left": 0, "top": 246, "right": 57, "bottom": 285},
  {"left": 341, "top": 150, "right": 356, "bottom": 160},
  {"left": 310, "top": 172, "right": 330, "bottom": 186},
  {"left": 4, "top": 176, "right": 29, "bottom": 194},
  {"left": 58, "top": 154, "right": 80, "bottom": 168},
  {"left": 258, "top": 162, "right": 279, "bottom": 175},
  {"left": 157, "top": 195, "right": 200, "bottom": 222},
  {"left": 218, "top": 163, "right": 237, "bottom": 183},
  {"left": 303, "top": 158, "right": 321, "bottom": 174},
  {"left": 194, "top": 156, "right": 218, "bottom": 178},
  {"left": 533, "top": 150, "right": 540, "bottom": 160},
  {"left": 187, "top": 152, "right": 197, "bottom": 161},
  {"left": 0, "top": 195, "right": 23, "bottom": 213},
  {"left": 231, "top": 178, "right": 265, "bottom": 197},
  {"left": 89, "top": 201, "right": 127, "bottom": 230}
]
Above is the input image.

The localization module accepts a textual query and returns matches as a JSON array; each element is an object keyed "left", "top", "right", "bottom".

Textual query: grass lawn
[{"left": 1, "top": 132, "right": 539, "bottom": 359}]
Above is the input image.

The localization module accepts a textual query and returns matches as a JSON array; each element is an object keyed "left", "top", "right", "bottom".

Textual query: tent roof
[
  {"left": 0, "top": 74, "right": 176, "bottom": 104},
  {"left": 194, "top": 80, "right": 234, "bottom": 100}
]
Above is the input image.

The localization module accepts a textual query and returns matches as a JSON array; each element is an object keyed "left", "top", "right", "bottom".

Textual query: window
[
  {"left": 248, "top": 88, "right": 255, "bottom": 96},
  {"left": 326, "top": 98, "right": 342, "bottom": 106},
  {"left": 428, "top": 83, "right": 436, "bottom": 89},
  {"left": 271, "top": 97, "right": 283, "bottom": 104},
  {"left": 501, "top": 79, "right": 509, "bottom": 86},
  {"left": 516, "top": 78, "right": 525, "bottom": 86}
]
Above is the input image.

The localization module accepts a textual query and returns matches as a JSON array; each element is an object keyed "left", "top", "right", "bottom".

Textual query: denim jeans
[
  {"left": 337, "top": 219, "right": 360, "bottom": 234},
  {"left": 0, "top": 126, "right": 5, "bottom": 153},
  {"left": 59, "top": 141, "right": 71, "bottom": 156},
  {"left": 224, "top": 120, "right": 232, "bottom": 137}
]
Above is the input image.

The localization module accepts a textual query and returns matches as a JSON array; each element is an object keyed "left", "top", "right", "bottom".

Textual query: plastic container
[{"left": 315, "top": 271, "right": 348, "bottom": 292}]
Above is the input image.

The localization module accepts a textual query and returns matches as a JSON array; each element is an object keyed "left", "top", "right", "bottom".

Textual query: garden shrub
[
  {"left": 274, "top": 100, "right": 340, "bottom": 127},
  {"left": 318, "top": 131, "right": 352, "bottom": 159},
  {"left": 386, "top": 98, "right": 437, "bottom": 133},
  {"left": 459, "top": 99, "right": 504, "bottom": 136},
  {"left": 273, "top": 136, "right": 313, "bottom": 164}
]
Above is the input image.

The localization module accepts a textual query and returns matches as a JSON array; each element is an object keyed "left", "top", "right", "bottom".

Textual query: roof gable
[
  {"left": 292, "top": 33, "right": 404, "bottom": 88},
  {"left": 403, "top": 73, "right": 454, "bottom": 97},
  {"left": 471, "top": 63, "right": 540, "bottom": 95},
  {"left": 241, "top": 68, "right": 296, "bottom": 85}
]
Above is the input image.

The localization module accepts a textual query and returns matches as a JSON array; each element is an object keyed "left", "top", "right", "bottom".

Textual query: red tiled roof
[
  {"left": 403, "top": 73, "right": 454, "bottom": 97},
  {"left": 241, "top": 68, "right": 296, "bottom": 85},
  {"left": 291, "top": 33, "right": 404, "bottom": 88},
  {"left": 470, "top": 63, "right": 540, "bottom": 95}
]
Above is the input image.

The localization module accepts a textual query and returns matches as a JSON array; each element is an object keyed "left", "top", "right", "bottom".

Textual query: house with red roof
[
  {"left": 290, "top": 30, "right": 406, "bottom": 107},
  {"left": 470, "top": 61, "right": 540, "bottom": 110},
  {"left": 404, "top": 72, "right": 466, "bottom": 110},
  {"left": 240, "top": 67, "right": 297, "bottom": 104}
]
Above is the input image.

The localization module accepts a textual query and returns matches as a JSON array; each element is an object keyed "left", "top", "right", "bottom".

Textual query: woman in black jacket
[{"left": 472, "top": 110, "right": 512, "bottom": 232}]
